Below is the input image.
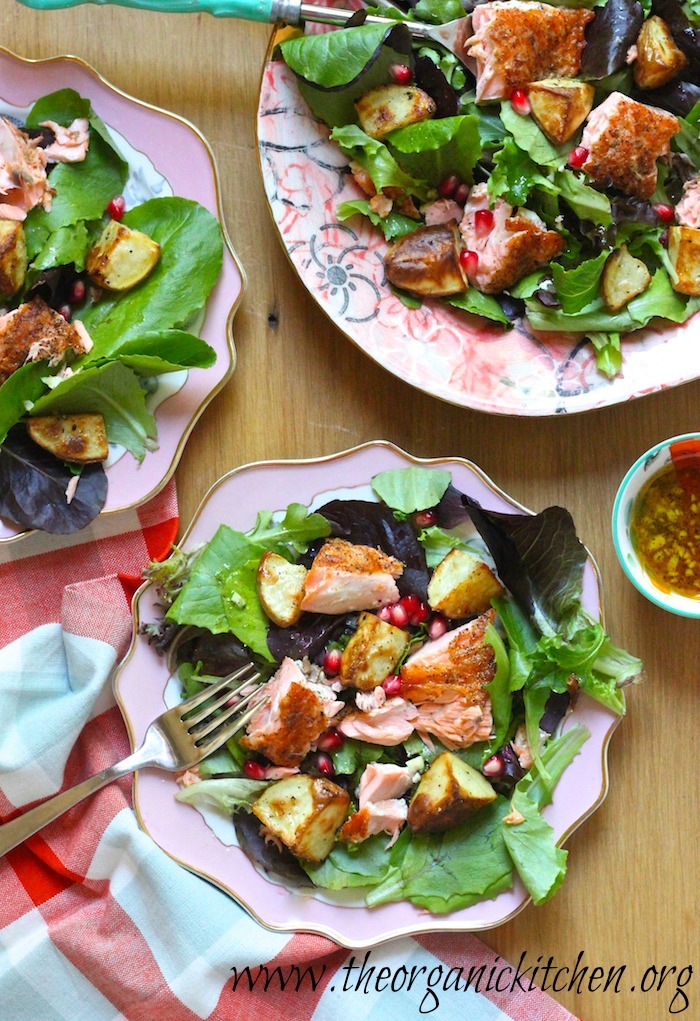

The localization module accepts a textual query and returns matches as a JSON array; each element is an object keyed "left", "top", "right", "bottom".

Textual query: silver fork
[{"left": 0, "top": 662, "right": 264, "bottom": 857}]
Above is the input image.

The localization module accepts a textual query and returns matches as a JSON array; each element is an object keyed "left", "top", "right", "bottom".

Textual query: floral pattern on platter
[{"left": 257, "top": 58, "right": 700, "bottom": 417}]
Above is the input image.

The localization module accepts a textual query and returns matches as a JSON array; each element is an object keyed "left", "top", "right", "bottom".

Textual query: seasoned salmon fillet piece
[
  {"left": 300, "top": 537, "right": 403, "bottom": 615},
  {"left": 358, "top": 762, "right": 414, "bottom": 805},
  {"left": 0, "top": 117, "right": 52, "bottom": 221},
  {"left": 339, "top": 798, "right": 408, "bottom": 845},
  {"left": 465, "top": 1, "right": 594, "bottom": 102},
  {"left": 0, "top": 297, "right": 92, "bottom": 385},
  {"left": 241, "top": 657, "right": 343, "bottom": 767},
  {"left": 676, "top": 176, "right": 700, "bottom": 229},
  {"left": 413, "top": 696, "right": 493, "bottom": 750},
  {"left": 460, "top": 184, "right": 564, "bottom": 294},
  {"left": 39, "top": 118, "right": 90, "bottom": 164},
  {"left": 580, "top": 92, "right": 679, "bottom": 200},
  {"left": 400, "top": 609, "right": 497, "bottom": 705}
]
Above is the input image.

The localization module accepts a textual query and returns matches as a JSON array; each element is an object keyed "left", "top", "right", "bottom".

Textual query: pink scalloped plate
[
  {"left": 256, "top": 38, "right": 699, "bottom": 417},
  {"left": 114, "top": 441, "right": 621, "bottom": 946},
  {"left": 0, "top": 47, "right": 244, "bottom": 543}
]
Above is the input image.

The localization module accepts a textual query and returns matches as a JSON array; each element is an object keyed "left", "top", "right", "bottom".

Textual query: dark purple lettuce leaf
[
  {"left": 267, "top": 612, "right": 357, "bottom": 663},
  {"left": 414, "top": 55, "right": 460, "bottom": 117},
  {"left": 651, "top": 0, "right": 700, "bottom": 76},
  {"left": 580, "top": 0, "right": 644, "bottom": 78},
  {"left": 0, "top": 426, "right": 107, "bottom": 534},
  {"left": 176, "top": 630, "right": 251, "bottom": 676},
  {"left": 314, "top": 498, "right": 430, "bottom": 600},
  {"left": 461, "top": 494, "right": 588, "bottom": 634},
  {"left": 435, "top": 483, "right": 471, "bottom": 528},
  {"left": 233, "top": 811, "right": 313, "bottom": 888},
  {"left": 639, "top": 80, "right": 700, "bottom": 116}
]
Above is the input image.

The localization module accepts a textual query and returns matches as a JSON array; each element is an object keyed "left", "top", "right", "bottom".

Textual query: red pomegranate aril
[
  {"left": 409, "top": 601, "right": 430, "bottom": 627},
  {"left": 399, "top": 593, "right": 421, "bottom": 616},
  {"left": 316, "top": 753, "right": 335, "bottom": 778},
  {"left": 243, "top": 759, "right": 267, "bottom": 780},
  {"left": 510, "top": 89, "right": 530, "bottom": 115},
  {"left": 475, "top": 208, "right": 494, "bottom": 237},
  {"left": 377, "top": 605, "right": 393, "bottom": 622},
  {"left": 568, "top": 145, "right": 589, "bottom": 169},
  {"left": 106, "top": 194, "right": 126, "bottom": 220},
  {"left": 653, "top": 203, "right": 674, "bottom": 224},
  {"left": 389, "top": 602, "right": 410, "bottom": 628},
  {"left": 382, "top": 673, "right": 403, "bottom": 696},
  {"left": 317, "top": 728, "right": 344, "bottom": 753},
  {"left": 438, "top": 174, "right": 460, "bottom": 199},
  {"left": 482, "top": 754, "right": 505, "bottom": 778},
  {"left": 322, "top": 647, "right": 342, "bottom": 676},
  {"left": 58, "top": 304, "right": 72, "bottom": 321},
  {"left": 454, "top": 182, "right": 470, "bottom": 206},
  {"left": 459, "top": 249, "right": 479, "bottom": 277},
  {"left": 390, "top": 63, "right": 413, "bottom": 85},
  {"left": 428, "top": 614, "right": 447, "bottom": 640},
  {"left": 70, "top": 279, "right": 86, "bottom": 304},
  {"left": 413, "top": 509, "right": 437, "bottom": 528}
]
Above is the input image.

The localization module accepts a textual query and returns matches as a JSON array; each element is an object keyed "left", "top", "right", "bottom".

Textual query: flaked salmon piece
[
  {"left": 401, "top": 609, "right": 497, "bottom": 704},
  {"left": 414, "top": 696, "right": 493, "bottom": 750},
  {"left": 339, "top": 798, "right": 408, "bottom": 846},
  {"left": 0, "top": 117, "right": 52, "bottom": 220},
  {"left": 0, "top": 297, "right": 93, "bottom": 386},
  {"left": 39, "top": 118, "right": 90, "bottom": 164},
  {"left": 355, "top": 686, "right": 387, "bottom": 712},
  {"left": 676, "top": 176, "right": 700, "bottom": 229},
  {"left": 460, "top": 183, "right": 564, "bottom": 294},
  {"left": 337, "top": 696, "right": 418, "bottom": 745},
  {"left": 300, "top": 537, "right": 403, "bottom": 615},
  {"left": 580, "top": 92, "right": 679, "bottom": 200},
  {"left": 424, "top": 198, "right": 464, "bottom": 227},
  {"left": 358, "top": 762, "right": 414, "bottom": 806},
  {"left": 241, "top": 657, "right": 344, "bottom": 767},
  {"left": 465, "top": 1, "right": 594, "bottom": 102}
]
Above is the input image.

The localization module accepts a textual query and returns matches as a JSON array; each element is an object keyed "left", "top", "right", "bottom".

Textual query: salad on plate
[
  {"left": 275, "top": 0, "right": 700, "bottom": 379},
  {"left": 143, "top": 465, "right": 642, "bottom": 914},
  {"left": 0, "top": 87, "right": 224, "bottom": 535}
]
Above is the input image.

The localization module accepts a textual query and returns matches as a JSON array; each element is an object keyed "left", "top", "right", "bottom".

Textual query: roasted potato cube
[
  {"left": 527, "top": 78, "right": 595, "bottom": 145},
  {"left": 633, "top": 16, "right": 687, "bottom": 90},
  {"left": 0, "top": 220, "right": 27, "bottom": 298},
  {"left": 257, "top": 551, "right": 307, "bottom": 628},
  {"left": 385, "top": 222, "right": 467, "bottom": 298},
  {"left": 340, "top": 611, "right": 410, "bottom": 691},
  {"left": 427, "top": 549, "right": 503, "bottom": 619},
  {"left": 86, "top": 219, "right": 160, "bottom": 291},
  {"left": 355, "top": 84, "right": 436, "bottom": 140},
  {"left": 251, "top": 774, "right": 350, "bottom": 862},
  {"left": 407, "top": 751, "right": 497, "bottom": 833},
  {"left": 668, "top": 226, "right": 700, "bottom": 296},
  {"left": 600, "top": 244, "right": 652, "bottom": 311},
  {"left": 26, "top": 413, "right": 109, "bottom": 463}
]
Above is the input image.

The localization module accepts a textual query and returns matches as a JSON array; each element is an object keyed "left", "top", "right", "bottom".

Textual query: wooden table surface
[{"left": 2, "top": 3, "right": 697, "bottom": 1017}]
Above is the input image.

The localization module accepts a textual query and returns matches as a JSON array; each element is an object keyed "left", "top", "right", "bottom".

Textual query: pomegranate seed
[
  {"left": 510, "top": 89, "right": 530, "bottom": 115},
  {"left": 659, "top": 230, "right": 669, "bottom": 248},
  {"left": 389, "top": 63, "right": 413, "bottom": 85},
  {"left": 317, "top": 728, "right": 344, "bottom": 753},
  {"left": 70, "top": 279, "right": 86, "bottom": 304},
  {"left": 243, "top": 759, "right": 267, "bottom": 780},
  {"left": 377, "top": 605, "right": 393, "bottom": 622},
  {"left": 399, "top": 593, "right": 421, "bottom": 616},
  {"left": 482, "top": 754, "right": 505, "bottom": 778},
  {"left": 459, "top": 249, "right": 479, "bottom": 277},
  {"left": 316, "top": 752, "right": 335, "bottom": 778},
  {"left": 389, "top": 603, "right": 409, "bottom": 628},
  {"left": 322, "top": 647, "right": 342, "bottom": 676},
  {"left": 428, "top": 614, "right": 447, "bottom": 640},
  {"left": 475, "top": 208, "right": 494, "bottom": 237},
  {"left": 106, "top": 195, "right": 126, "bottom": 220},
  {"left": 568, "top": 146, "right": 589, "bottom": 169},
  {"left": 438, "top": 174, "right": 460, "bottom": 199},
  {"left": 454, "top": 182, "right": 470, "bottom": 206},
  {"left": 382, "top": 673, "right": 403, "bottom": 696},
  {"left": 413, "top": 509, "right": 437, "bottom": 528},
  {"left": 58, "top": 304, "right": 72, "bottom": 321},
  {"left": 409, "top": 601, "right": 430, "bottom": 626},
  {"left": 653, "top": 203, "right": 674, "bottom": 224}
]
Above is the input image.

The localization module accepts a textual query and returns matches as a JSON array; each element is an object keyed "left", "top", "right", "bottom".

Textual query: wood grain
[{"left": 2, "top": 5, "right": 697, "bottom": 1016}]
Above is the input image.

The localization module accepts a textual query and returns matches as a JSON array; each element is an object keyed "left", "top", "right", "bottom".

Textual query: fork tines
[{"left": 182, "top": 664, "right": 267, "bottom": 753}]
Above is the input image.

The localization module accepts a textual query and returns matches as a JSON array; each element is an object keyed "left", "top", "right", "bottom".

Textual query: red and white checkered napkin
[{"left": 0, "top": 482, "right": 577, "bottom": 1021}]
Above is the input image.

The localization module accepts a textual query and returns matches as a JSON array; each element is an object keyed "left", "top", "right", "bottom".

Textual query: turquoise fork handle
[{"left": 16, "top": 0, "right": 285, "bottom": 22}]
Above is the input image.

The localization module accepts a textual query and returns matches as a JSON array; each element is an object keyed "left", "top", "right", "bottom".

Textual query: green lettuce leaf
[
  {"left": 337, "top": 199, "right": 419, "bottom": 241},
  {"left": 302, "top": 832, "right": 403, "bottom": 890},
  {"left": 489, "top": 137, "right": 554, "bottom": 205},
  {"left": 499, "top": 103, "right": 570, "bottom": 169},
  {"left": 386, "top": 115, "right": 481, "bottom": 187},
  {"left": 371, "top": 466, "right": 451, "bottom": 513},
  {"left": 330, "top": 125, "right": 428, "bottom": 199},
  {"left": 551, "top": 252, "right": 609, "bottom": 314},
  {"left": 175, "top": 778, "right": 269, "bottom": 813},
  {"left": 446, "top": 287, "right": 511, "bottom": 324}
]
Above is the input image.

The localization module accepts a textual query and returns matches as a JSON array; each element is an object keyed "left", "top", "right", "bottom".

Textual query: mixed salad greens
[
  {"left": 276, "top": 0, "right": 700, "bottom": 379},
  {"left": 0, "top": 88, "right": 224, "bottom": 534},
  {"left": 144, "top": 466, "right": 642, "bottom": 913}
]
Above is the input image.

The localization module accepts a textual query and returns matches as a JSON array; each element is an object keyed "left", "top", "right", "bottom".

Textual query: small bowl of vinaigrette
[{"left": 613, "top": 434, "right": 700, "bottom": 618}]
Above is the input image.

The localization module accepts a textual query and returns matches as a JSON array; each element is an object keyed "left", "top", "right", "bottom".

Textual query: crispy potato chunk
[
  {"left": 634, "top": 16, "right": 687, "bottom": 90},
  {"left": 527, "top": 78, "right": 595, "bottom": 145},
  {"left": 0, "top": 220, "right": 27, "bottom": 298},
  {"left": 26, "top": 413, "right": 109, "bottom": 463},
  {"left": 86, "top": 219, "right": 160, "bottom": 291},
  {"left": 600, "top": 244, "right": 652, "bottom": 311},
  {"left": 385, "top": 222, "right": 467, "bottom": 297},
  {"left": 427, "top": 549, "right": 503, "bottom": 619},
  {"left": 407, "top": 751, "right": 497, "bottom": 833},
  {"left": 668, "top": 226, "right": 700, "bottom": 296},
  {"left": 355, "top": 84, "right": 436, "bottom": 140},
  {"left": 257, "top": 551, "right": 307, "bottom": 628},
  {"left": 340, "top": 611, "right": 410, "bottom": 691},
  {"left": 251, "top": 775, "right": 350, "bottom": 862}
]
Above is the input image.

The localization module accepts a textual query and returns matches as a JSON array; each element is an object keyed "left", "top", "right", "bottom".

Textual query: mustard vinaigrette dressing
[{"left": 630, "top": 439, "right": 700, "bottom": 600}]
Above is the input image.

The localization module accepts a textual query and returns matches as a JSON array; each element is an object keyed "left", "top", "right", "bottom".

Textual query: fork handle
[{"left": 0, "top": 749, "right": 144, "bottom": 857}]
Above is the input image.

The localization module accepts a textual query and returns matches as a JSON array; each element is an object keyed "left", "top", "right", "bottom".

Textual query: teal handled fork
[{"left": 15, "top": 0, "right": 473, "bottom": 69}]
